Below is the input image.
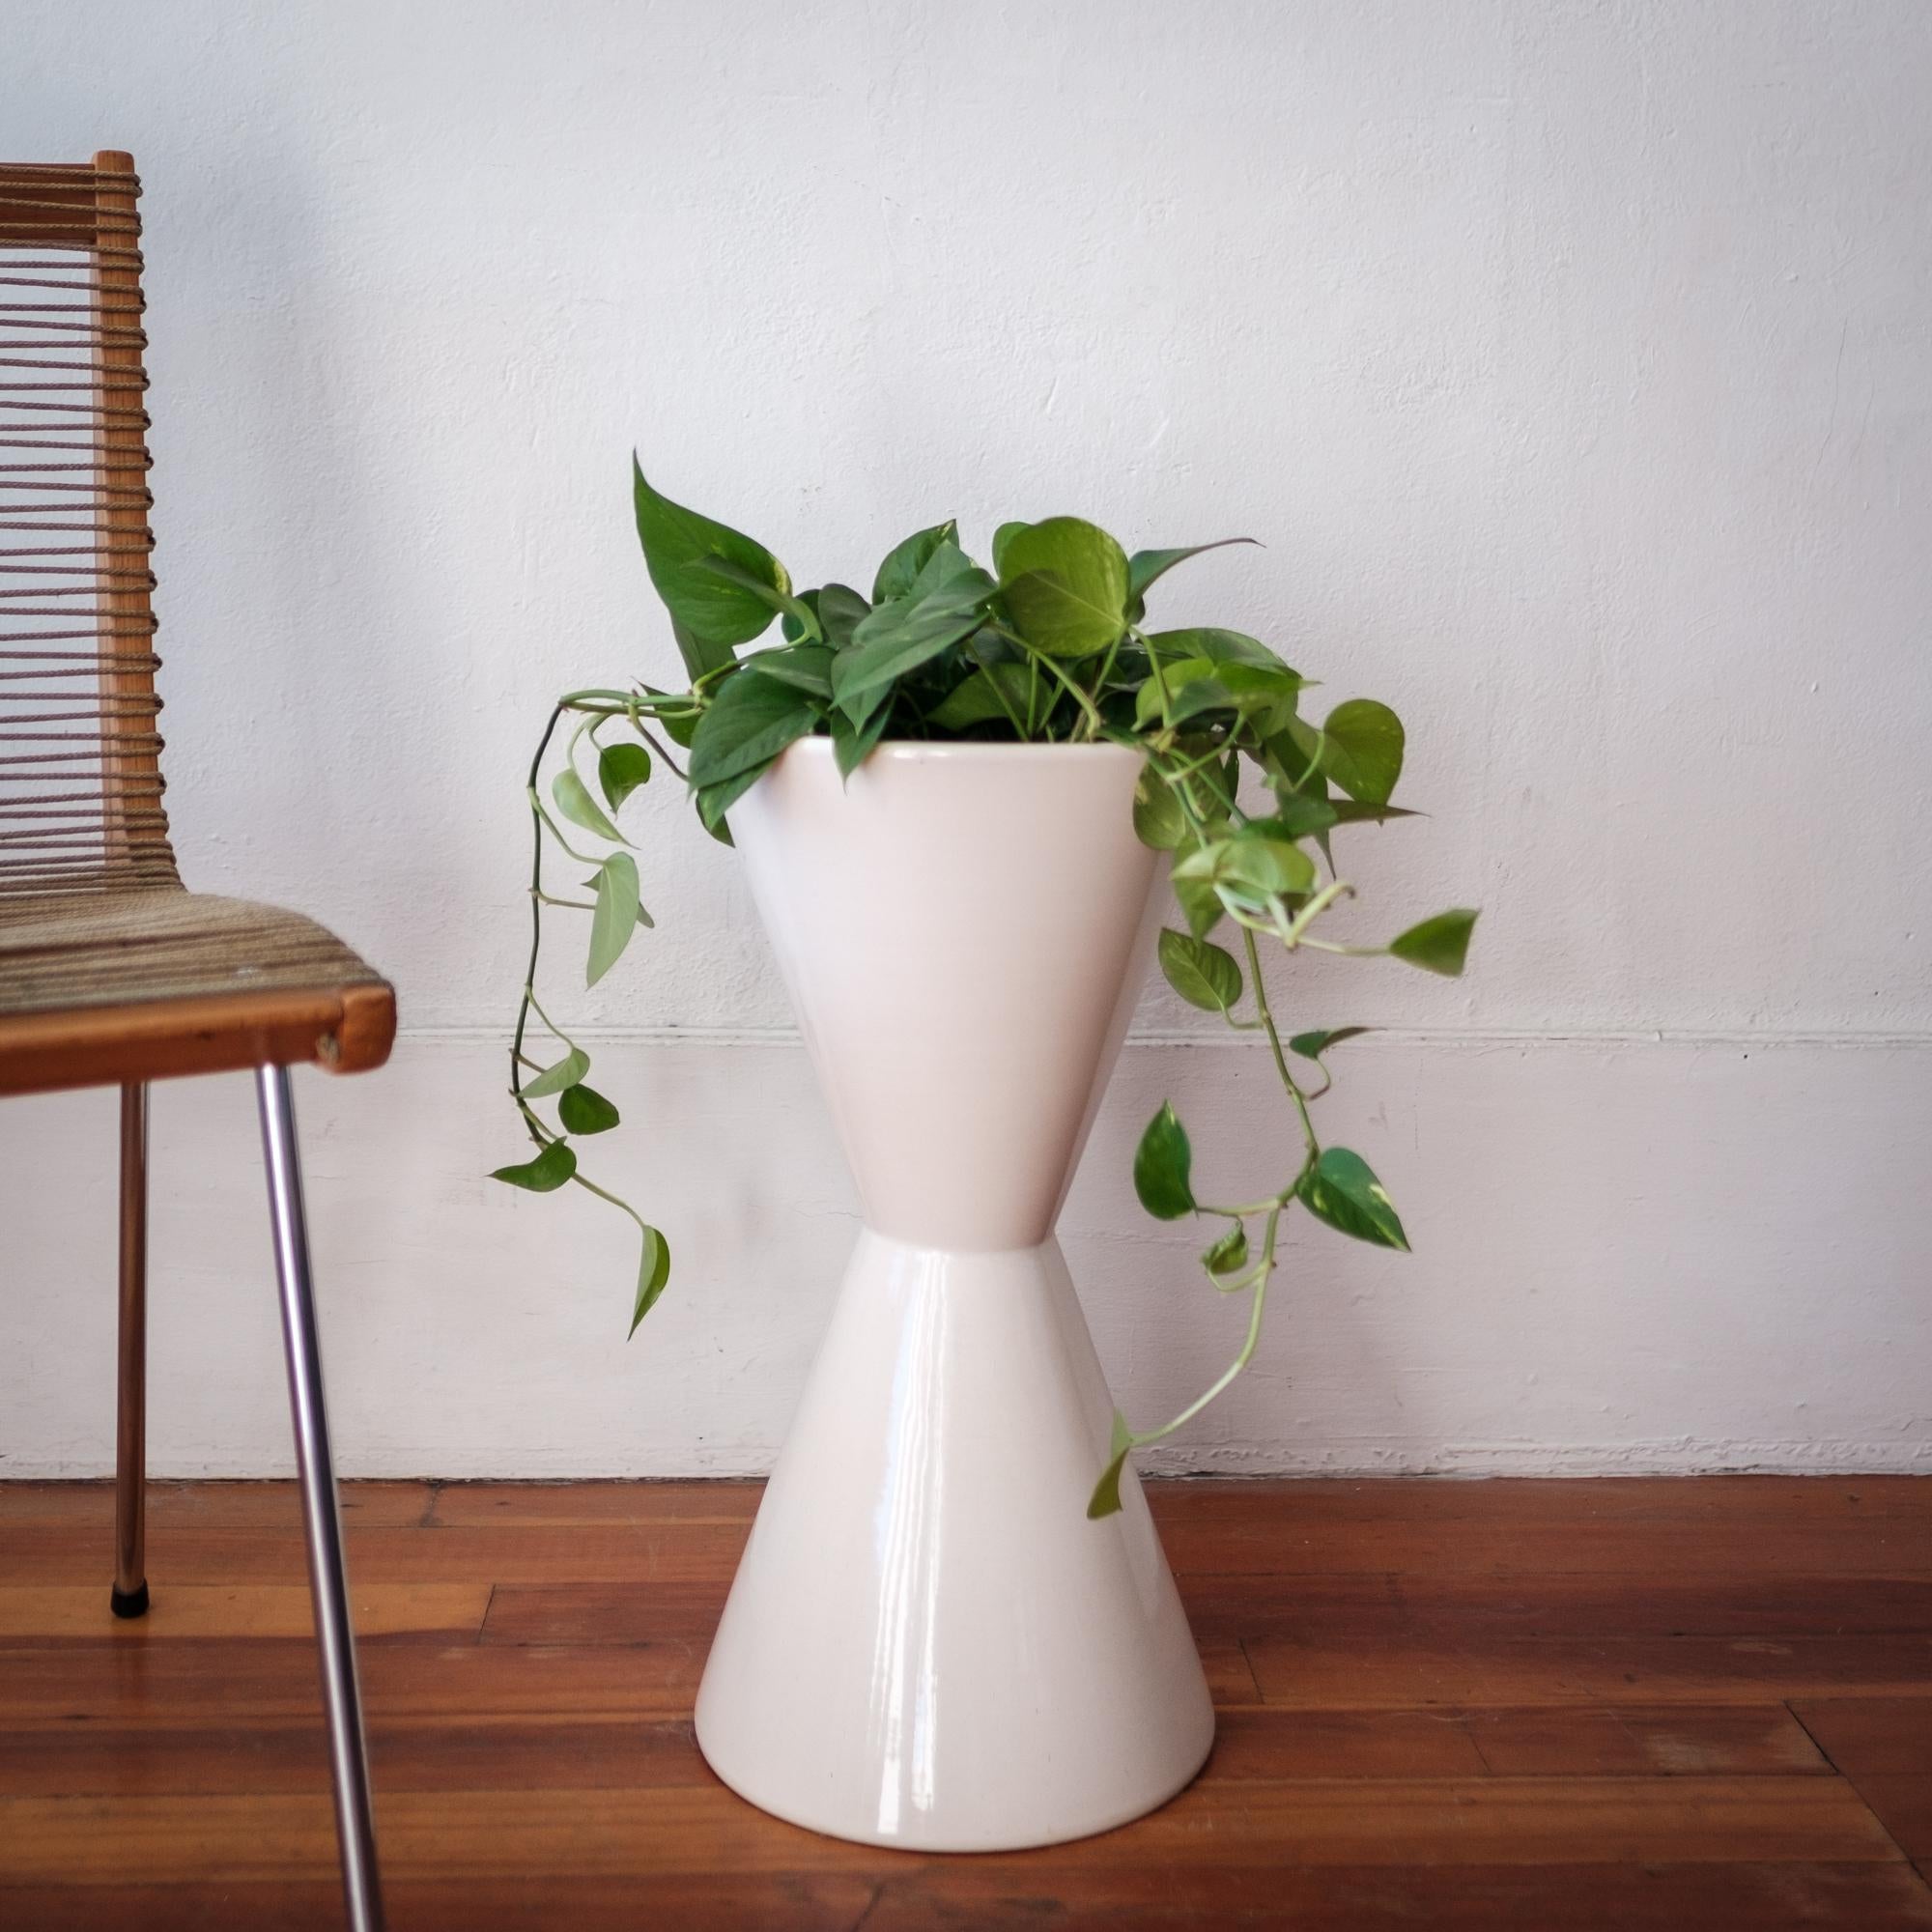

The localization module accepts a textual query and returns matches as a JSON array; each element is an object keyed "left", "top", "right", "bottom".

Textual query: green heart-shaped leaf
[
  {"left": 1145, "top": 627, "right": 1293, "bottom": 672},
  {"left": 695, "top": 765, "right": 762, "bottom": 836},
  {"left": 1158, "top": 927, "right": 1243, "bottom": 1013},
  {"left": 832, "top": 573, "right": 994, "bottom": 727},
  {"left": 489, "top": 1140, "right": 577, "bottom": 1192},
  {"left": 521, "top": 1047, "right": 589, "bottom": 1099},
  {"left": 659, "top": 698, "right": 700, "bottom": 751},
  {"left": 1133, "top": 1101, "right": 1195, "bottom": 1221},
  {"left": 553, "top": 768, "right": 627, "bottom": 845},
  {"left": 1388, "top": 907, "right": 1478, "bottom": 978},
  {"left": 1288, "top": 1026, "right": 1374, "bottom": 1061},
  {"left": 926, "top": 663, "right": 1030, "bottom": 731},
  {"left": 1134, "top": 658, "right": 1237, "bottom": 729},
  {"left": 1126, "top": 539, "right": 1259, "bottom": 605},
  {"left": 633, "top": 460, "right": 788, "bottom": 668},
  {"left": 816, "top": 582, "right": 871, "bottom": 648},
  {"left": 1172, "top": 869, "right": 1225, "bottom": 939},
  {"left": 629, "top": 1225, "right": 672, "bottom": 1335},
  {"left": 1211, "top": 661, "right": 1309, "bottom": 735},
  {"left": 1297, "top": 1147, "right": 1408, "bottom": 1251},
  {"left": 557, "top": 1083, "right": 620, "bottom": 1135},
  {"left": 695, "top": 554, "right": 819, "bottom": 638},
  {"left": 745, "top": 642, "right": 836, "bottom": 697},
  {"left": 998, "top": 517, "right": 1130, "bottom": 658},
  {"left": 586, "top": 853, "right": 641, "bottom": 987},
  {"left": 1262, "top": 795, "right": 1338, "bottom": 839},
  {"left": 871, "top": 520, "right": 958, "bottom": 604},
  {"left": 1132, "top": 772, "right": 1187, "bottom": 851},
  {"left": 990, "top": 521, "right": 1030, "bottom": 576},
  {"left": 1183, "top": 830, "right": 1315, "bottom": 900},
  {"left": 1087, "top": 1408, "right": 1135, "bottom": 1520},
  {"left": 597, "top": 742, "right": 652, "bottom": 813},
  {"left": 1201, "top": 1224, "right": 1249, "bottom": 1275},
  {"left": 1322, "top": 698, "right": 1405, "bottom": 807},
  {"left": 908, "top": 536, "right": 984, "bottom": 599},
  {"left": 687, "top": 668, "right": 820, "bottom": 790},
  {"left": 830, "top": 703, "right": 891, "bottom": 780}
]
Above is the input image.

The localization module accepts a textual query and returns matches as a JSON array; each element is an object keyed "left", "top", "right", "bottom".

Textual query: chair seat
[{"left": 0, "top": 887, "right": 395, "bottom": 1095}]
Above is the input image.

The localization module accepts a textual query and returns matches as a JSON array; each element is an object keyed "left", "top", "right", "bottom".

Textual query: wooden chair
[{"left": 1, "top": 152, "right": 390, "bottom": 1930}]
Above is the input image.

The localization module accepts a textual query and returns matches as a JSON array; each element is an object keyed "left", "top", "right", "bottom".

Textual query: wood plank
[
  {"left": 1785, "top": 1700, "right": 1932, "bottom": 1862},
  {"left": 1201, "top": 1634, "right": 1267, "bottom": 1705},
  {"left": 0, "top": 1524, "right": 317, "bottom": 1584},
  {"left": 0, "top": 1776, "right": 1900, "bottom": 1886},
  {"left": 478, "top": 1580, "right": 726, "bottom": 1645},
  {"left": 6, "top": 1865, "right": 1932, "bottom": 1932},
  {"left": 1154, "top": 1475, "right": 1932, "bottom": 1578},
  {"left": 1106, "top": 1773, "right": 1903, "bottom": 1867},
  {"left": 0, "top": 1582, "right": 490, "bottom": 1641},
  {"left": 1198, "top": 1577, "right": 1932, "bottom": 1638},
  {"left": 0, "top": 1479, "right": 433, "bottom": 1528},
  {"left": 861, "top": 1861, "right": 1932, "bottom": 1931},
  {"left": 0, "top": 1638, "right": 707, "bottom": 1726},
  {"left": 1849, "top": 1778, "right": 1932, "bottom": 1859},
  {"left": 1388, "top": 1574, "right": 1932, "bottom": 1637},
  {"left": 0, "top": 1717, "right": 717, "bottom": 1798},
  {"left": 1162, "top": 1517, "right": 1932, "bottom": 1579},
  {"left": 1792, "top": 1697, "right": 1932, "bottom": 1774},
  {"left": 328, "top": 1521, "right": 751, "bottom": 1586},
  {"left": 1180, "top": 1572, "right": 1932, "bottom": 1643},
  {"left": 1204, "top": 1704, "right": 1489, "bottom": 1778},
  {"left": 0, "top": 1520, "right": 753, "bottom": 1586},
  {"left": 1790, "top": 1692, "right": 1932, "bottom": 1858},
  {"left": 0, "top": 1879, "right": 879, "bottom": 1932},
  {"left": 1151, "top": 1474, "right": 1932, "bottom": 1527},
  {"left": 1245, "top": 1631, "right": 1932, "bottom": 1709},
  {"left": 1467, "top": 1704, "right": 1830, "bottom": 1776},
  {"left": 427, "top": 1480, "right": 762, "bottom": 1527}
]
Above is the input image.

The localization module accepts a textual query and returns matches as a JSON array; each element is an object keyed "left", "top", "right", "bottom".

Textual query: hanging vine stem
[
  {"left": 509, "top": 684, "right": 706, "bottom": 1134},
  {"left": 1084, "top": 747, "right": 1350, "bottom": 1516},
  {"left": 497, "top": 683, "right": 713, "bottom": 1331},
  {"left": 508, "top": 699, "right": 568, "bottom": 1141}
]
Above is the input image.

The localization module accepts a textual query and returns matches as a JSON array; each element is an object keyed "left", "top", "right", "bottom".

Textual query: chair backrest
[{"left": 0, "top": 151, "right": 177, "bottom": 902}]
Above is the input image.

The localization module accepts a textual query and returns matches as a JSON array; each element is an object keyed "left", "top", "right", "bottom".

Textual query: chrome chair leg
[
  {"left": 111, "top": 1080, "right": 149, "bottom": 1619},
  {"left": 257, "top": 1063, "right": 385, "bottom": 1932}
]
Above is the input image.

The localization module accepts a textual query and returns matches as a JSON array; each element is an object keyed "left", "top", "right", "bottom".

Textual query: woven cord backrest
[{"left": 0, "top": 151, "right": 176, "bottom": 900}]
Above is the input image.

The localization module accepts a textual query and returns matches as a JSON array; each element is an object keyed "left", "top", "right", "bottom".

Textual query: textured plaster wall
[{"left": 3, "top": 0, "right": 1929, "bottom": 1476}]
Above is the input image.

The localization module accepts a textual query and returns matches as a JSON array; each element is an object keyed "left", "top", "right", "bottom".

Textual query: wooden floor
[{"left": 2, "top": 1477, "right": 1930, "bottom": 1928}]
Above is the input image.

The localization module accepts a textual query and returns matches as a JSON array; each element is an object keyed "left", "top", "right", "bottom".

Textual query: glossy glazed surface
[
  {"left": 695, "top": 741, "right": 1214, "bottom": 1850},
  {"left": 728, "top": 740, "right": 1162, "bottom": 1251}
]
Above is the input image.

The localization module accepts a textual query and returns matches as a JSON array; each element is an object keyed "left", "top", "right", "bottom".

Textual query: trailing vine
[{"left": 494, "top": 463, "right": 1476, "bottom": 1516}]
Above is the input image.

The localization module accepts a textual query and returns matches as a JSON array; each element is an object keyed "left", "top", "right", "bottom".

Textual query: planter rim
[{"left": 781, "top": 735, "right": 1143, "bottom": 765}]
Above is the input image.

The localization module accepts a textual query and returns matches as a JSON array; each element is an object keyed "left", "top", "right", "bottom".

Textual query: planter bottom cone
[
  {"left": 694, "top": 740, "right": 1215, "bottom": 1851},
  {"left": 693, "top": 1230, "right": 1215, "bottom": 1851}
]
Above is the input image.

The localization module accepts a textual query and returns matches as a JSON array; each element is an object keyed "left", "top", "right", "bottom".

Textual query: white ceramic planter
[{"left": 694, "top": 737, "right": 1214, "bottom": 1852}]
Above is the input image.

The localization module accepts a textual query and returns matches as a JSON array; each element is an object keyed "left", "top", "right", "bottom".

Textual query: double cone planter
[{"left": 694, "top": 738, "right": 1214, "bottom": 1851}]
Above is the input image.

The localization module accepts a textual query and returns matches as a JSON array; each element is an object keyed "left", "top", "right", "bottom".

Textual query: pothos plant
[{"left": 495, "top": 461, "right": 1476, "bottom": 1518}]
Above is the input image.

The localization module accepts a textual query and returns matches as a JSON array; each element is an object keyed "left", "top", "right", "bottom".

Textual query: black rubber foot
[{"left": 109, "top": 1581, "right": 150, "bottom": 1620}]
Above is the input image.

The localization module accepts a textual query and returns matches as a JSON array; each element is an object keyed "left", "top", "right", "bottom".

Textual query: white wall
[{"left": 4, "top": 0, "right": 1929, "bottom": 1478}]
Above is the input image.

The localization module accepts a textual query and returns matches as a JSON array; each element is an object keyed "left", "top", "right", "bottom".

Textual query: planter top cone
[{"left": 732, "top": 737, "right": 1159, "bottom": 1252}]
